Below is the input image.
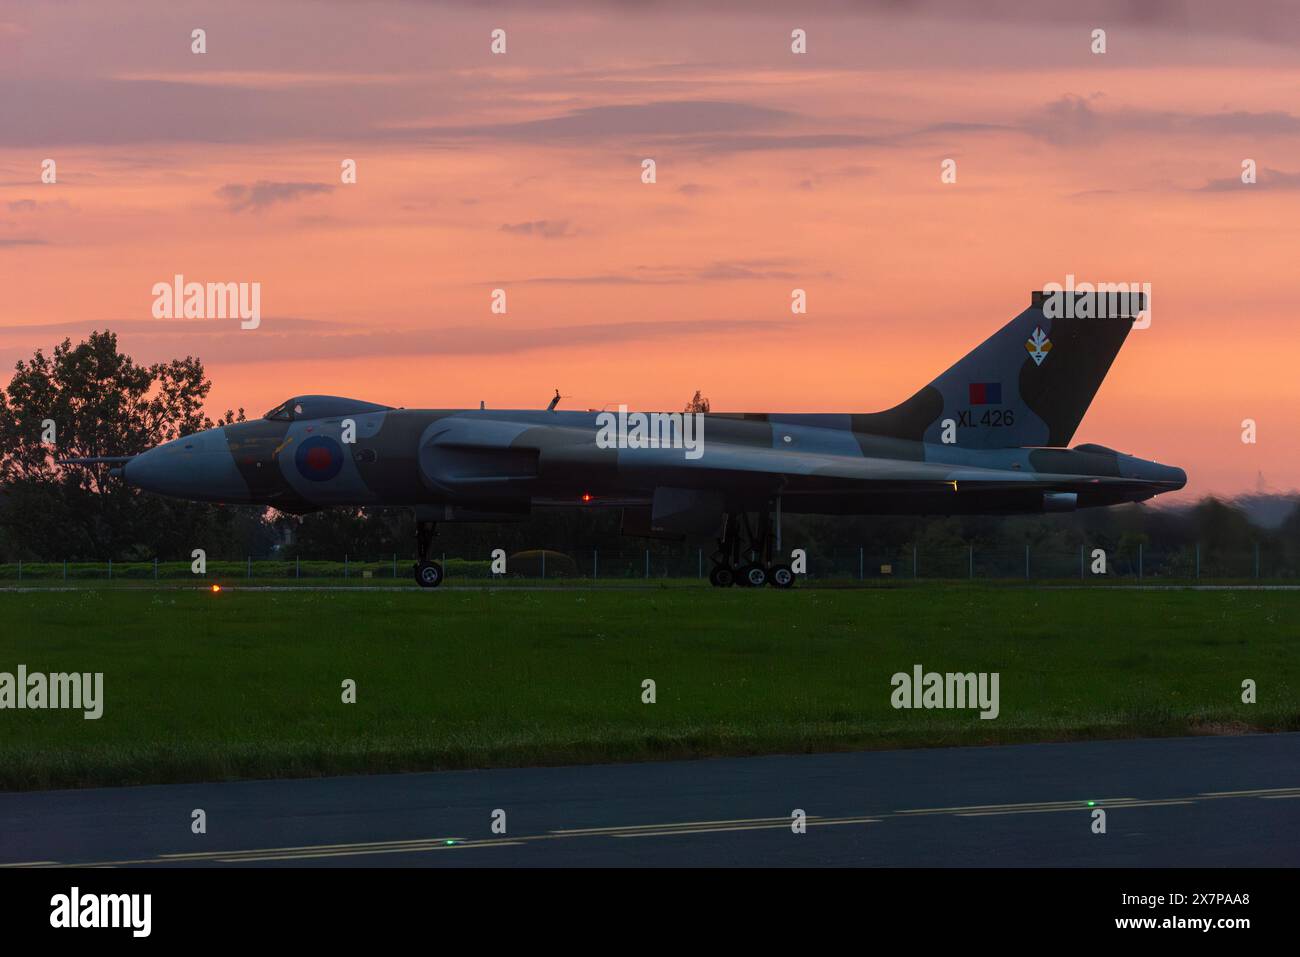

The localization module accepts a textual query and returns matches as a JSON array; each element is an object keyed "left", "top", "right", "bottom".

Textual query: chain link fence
[{"left": 0, "top": 542, "right": 1292, "bottom": 584}]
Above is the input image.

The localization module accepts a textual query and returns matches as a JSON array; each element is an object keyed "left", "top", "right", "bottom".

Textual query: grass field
[{"left": 0, "top": 587, "right": 1295, "bottom": 790}]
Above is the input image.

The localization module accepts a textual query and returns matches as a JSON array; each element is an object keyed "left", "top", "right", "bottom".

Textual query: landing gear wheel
[
  {"left": 740, "top": 563, "right": 768, "bottom": 588},
  {"left": 412, "top": 516, "right": 441, "bottom": 588},
  {"left": 769, "top": 564, "right": 795, "bottom": 588},
  {"left": 415, "top": 560, "right": 444, "bottom": 588},
  {"left": 709, "top": 565, "right": 735, "bottom": 588}
]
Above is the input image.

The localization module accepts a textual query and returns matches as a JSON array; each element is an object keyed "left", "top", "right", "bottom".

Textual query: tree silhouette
[
  {"left": 684, "top": 390, "right": 710, "bottom": 413},
  {"left": 0, "top": 331, "right": 249, "bottom": 559}
]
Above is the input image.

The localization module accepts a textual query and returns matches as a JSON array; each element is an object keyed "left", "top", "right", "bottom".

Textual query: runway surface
[{"left": 3, "top": 734, "right": 1298, "bottom": 867}]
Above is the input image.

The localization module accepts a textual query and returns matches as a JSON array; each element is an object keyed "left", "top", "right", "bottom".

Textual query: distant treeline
[
  {"left": 266, "top": 495, "right": 1299, "bottom": 572},
  {"left": 2, "top": 490, "right": 1299, "bottom": 572}
]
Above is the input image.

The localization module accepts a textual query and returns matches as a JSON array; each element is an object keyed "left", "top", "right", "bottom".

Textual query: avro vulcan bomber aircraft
[{"left": 65, "top": 291, "right": 1184, "bottom": 588}]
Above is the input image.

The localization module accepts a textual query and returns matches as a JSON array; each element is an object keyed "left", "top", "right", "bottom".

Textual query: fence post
[
  {"left": 296, "top": 556, "right": 300, "bottom": 579},
  {"left": 1138, "top": 543, "right": 1143, "bottom": 580},
  {"left": 1080, "top": 544, "right": 1085, "bottom": 580},
  {"left": 247, "top": 555, "right": 251, "bottom": 579},
  {"left": 698, "top": 547, "right": 702, "bottom": 579},
  {"left": 859, "top": 547, "right": 863, "bottom": 581},
  {"left": 1024, "top": 545, "right": 1029, "bottom": 581},
  {"left": 1255, "top": 542, "right": 1260, "bottom": 580},
  {"left": 393, "top": 553, "right": 397, "bottom": 578},
  {"left": 1195, "top": 543, "right": 1200, "bottom": 580},
  {"left": 913, "top": 545, "right": 918, "bottom": 580},
  {"left": 541, "top": 550, "right": 546, "bottom": 579},
  {"left": 108, "top": 559, "right": 112, "bottom": 581},
  {"left": 593, "top": 549, "right": 598, "bottom": 581},
  {"left": 17, "top": 560, "right": 20, "bottom": 582},
  {"left": 63, "top": 559, "right": 67, "bottom": 581},
  {"left": 644, "top": 549, "right": 649, "bottom": 579},
  {"left": 969, "top": 545, "right": 973, "bottom": 580},
  {"left": 345, "top": 554, "right": 349, "bottom": 579},
  {"left": 155, "top": 557, "right": 159, "bottom": 581}
]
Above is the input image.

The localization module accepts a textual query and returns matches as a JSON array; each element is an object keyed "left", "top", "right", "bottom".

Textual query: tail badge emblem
[{"left": 1026, "top": 326, "right": 1052, "bottom": 366}]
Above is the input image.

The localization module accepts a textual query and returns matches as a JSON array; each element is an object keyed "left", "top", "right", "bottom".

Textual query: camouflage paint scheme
[{"left": 121, "top": 292, "right": 1186, "bottom": 534}]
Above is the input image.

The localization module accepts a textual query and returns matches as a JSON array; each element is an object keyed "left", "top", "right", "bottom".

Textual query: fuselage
[{"left": 122, "top": 399, "right": 1186, "bottom": 518}]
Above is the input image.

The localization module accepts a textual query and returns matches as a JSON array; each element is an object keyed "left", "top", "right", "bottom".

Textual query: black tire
[
  {"left": 415, "top": 560, "right": 444, "bottom": 588},
  {"left": 740, "top": 563, "right": 767, "bottom": 588},
  {"left": 709, "top": 565, "right": 734, "bottom": 588},
  {"left": 769, "top": 564, "right": 795, "bottom": 588}
]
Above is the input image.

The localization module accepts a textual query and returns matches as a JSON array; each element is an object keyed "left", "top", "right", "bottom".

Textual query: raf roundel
[{"left": 294, "top": 435, "right": 344, "bottom": 482}]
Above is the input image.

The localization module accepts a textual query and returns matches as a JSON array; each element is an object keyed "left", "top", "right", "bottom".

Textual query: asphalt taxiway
[{"left": 2, "top": 734, "right": 1297, "bottom": 867}]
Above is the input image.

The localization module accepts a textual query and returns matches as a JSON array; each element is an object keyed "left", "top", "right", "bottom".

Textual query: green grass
[{"left": 0, "top": 587, "right": 1295, "bottom": 790}]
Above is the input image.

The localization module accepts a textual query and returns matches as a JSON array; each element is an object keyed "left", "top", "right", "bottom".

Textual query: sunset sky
[{"left": 2, "top": 0, "right": 1298, "bottom": 498}]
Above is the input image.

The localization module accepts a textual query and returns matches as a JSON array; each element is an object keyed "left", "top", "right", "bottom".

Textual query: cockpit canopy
[{"left": 263, "top": 395, "right": 395, "bottom": 422}]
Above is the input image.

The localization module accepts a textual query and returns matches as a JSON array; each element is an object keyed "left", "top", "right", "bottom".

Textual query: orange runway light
[{"left": 211, "top": 584, "right": 222, "bottom": 593}]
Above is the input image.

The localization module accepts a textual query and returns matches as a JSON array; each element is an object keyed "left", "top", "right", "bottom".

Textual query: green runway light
[{"left": 1087, "top": 801, "right": 1096, "bottom": 807}]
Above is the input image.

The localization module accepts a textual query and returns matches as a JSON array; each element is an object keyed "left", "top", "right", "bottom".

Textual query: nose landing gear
[
  {"left": 415, "top": 559, "right": 443, "bottom": 588},
  {"left": 413, "top": 518, "right": 443, "bottom": 588}
]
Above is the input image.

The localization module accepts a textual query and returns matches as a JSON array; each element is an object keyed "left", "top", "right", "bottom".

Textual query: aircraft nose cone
[
  {"left": 124, "top": 430, "right": 250, "bottom": 502},
  {"left": 122, "top": 446, "right": 173, "bottom": 495}
]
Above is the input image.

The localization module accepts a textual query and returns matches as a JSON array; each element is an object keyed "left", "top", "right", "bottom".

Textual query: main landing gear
[
  {"left": 414, "top": 518, "right": 443, "bottom": 588},
  {"left": 708, "top": 505, "right": 794, "bottom": 589}
]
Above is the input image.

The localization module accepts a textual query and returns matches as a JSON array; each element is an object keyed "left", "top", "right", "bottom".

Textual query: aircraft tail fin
[{"left": 870, "top": 289, "right": 1143, "bottom": 449}]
